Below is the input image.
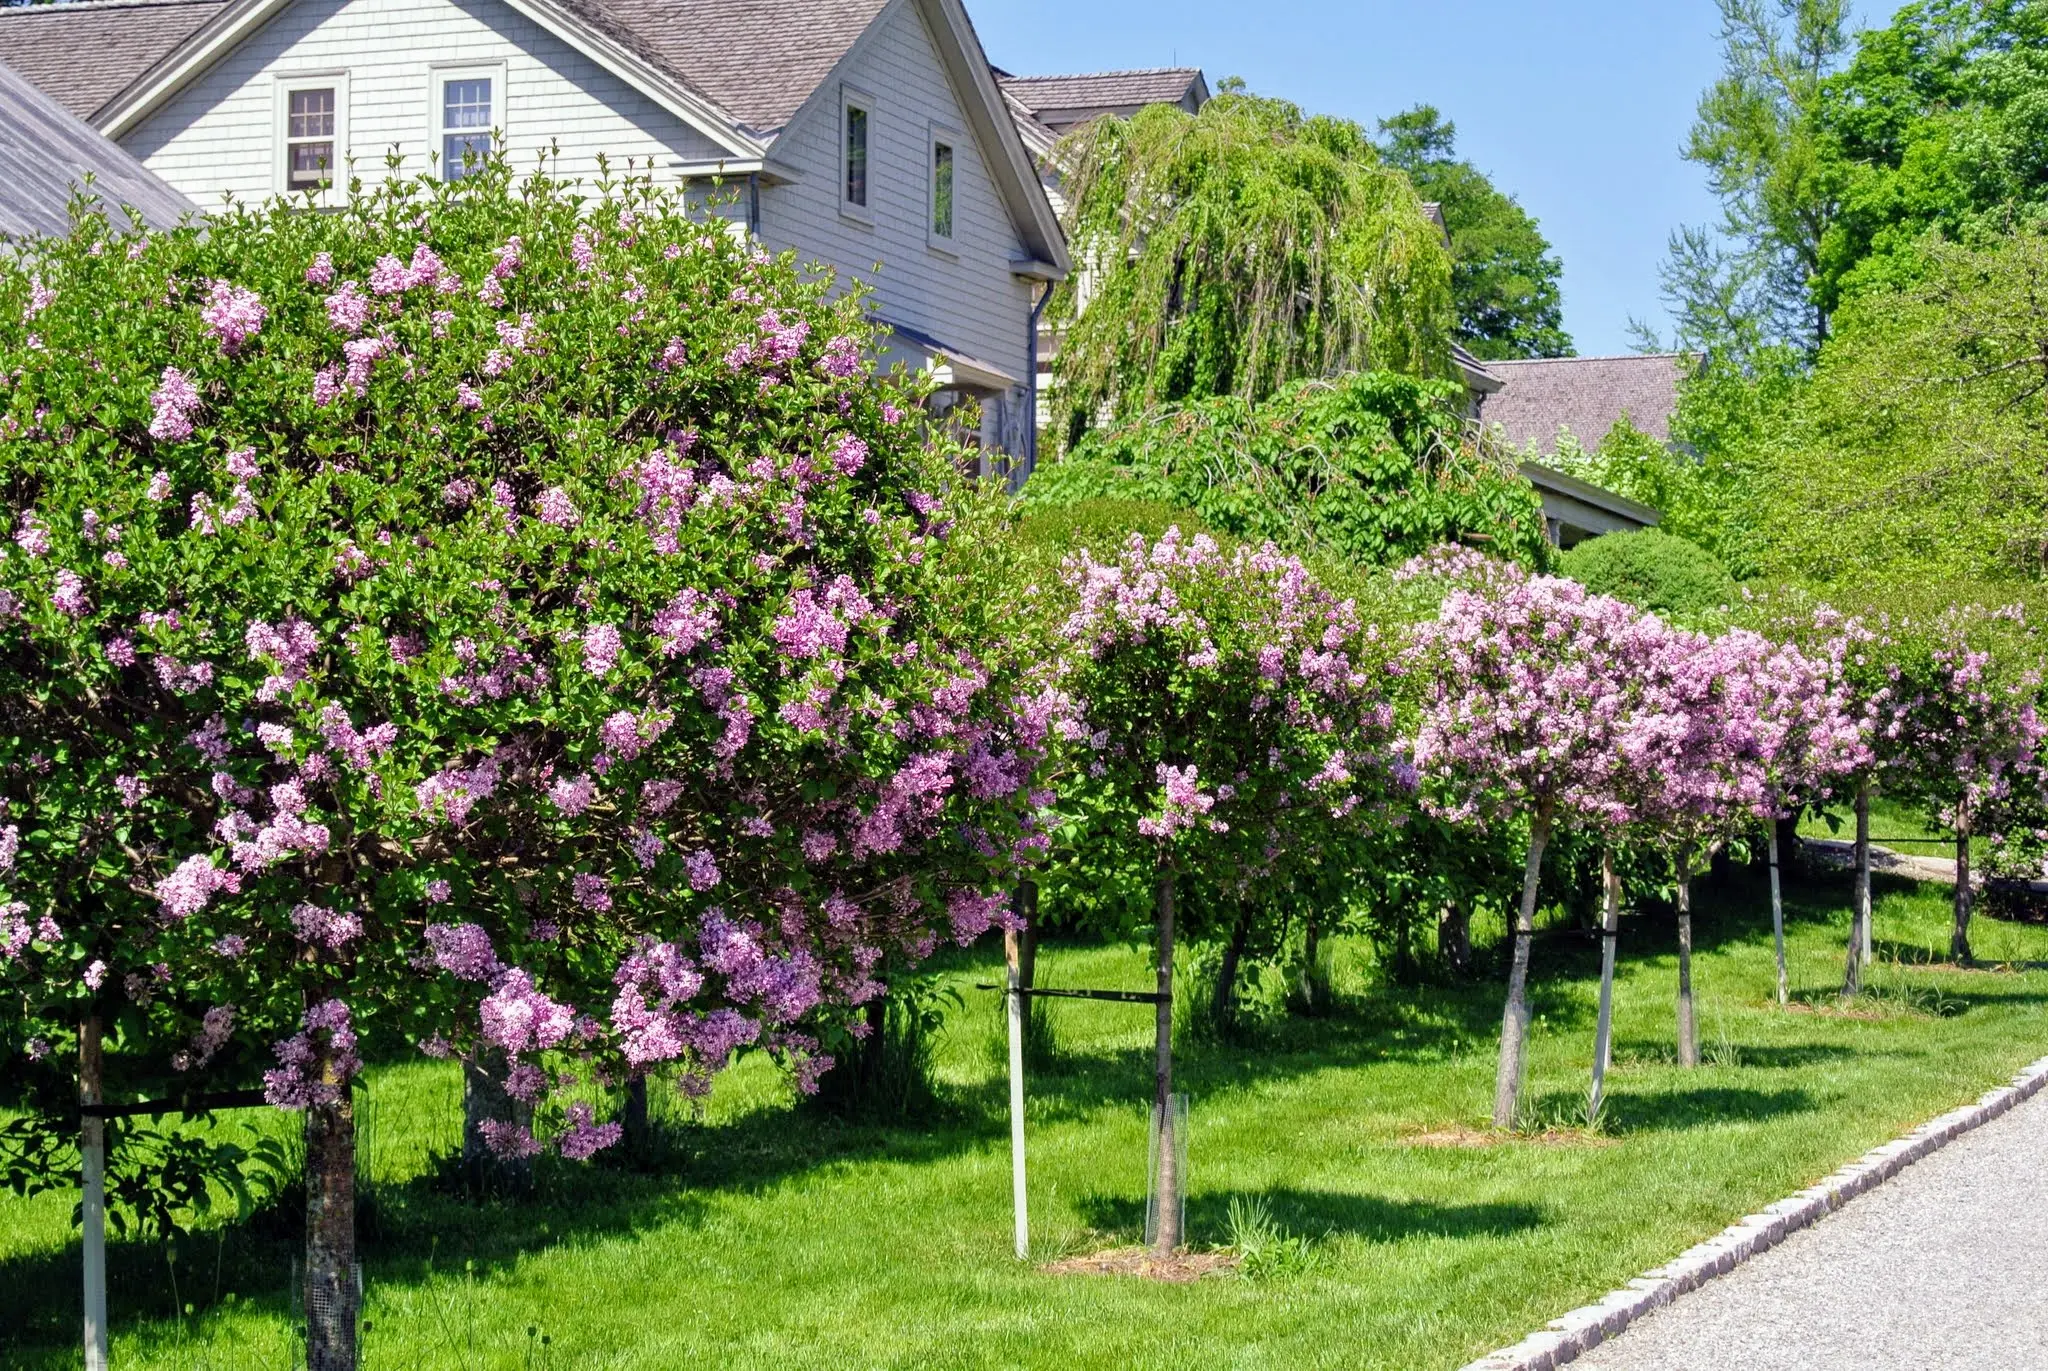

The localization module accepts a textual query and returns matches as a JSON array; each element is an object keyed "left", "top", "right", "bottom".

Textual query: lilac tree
[
  {"left": 1053, "top": 529, "right": 1402, "bottom": 1252},
  {"left": 1409, "top": 564, "right": 1677, "bottom": 1128},
  {"left": 0, "top": 168, "right": 1050, "bottom": 1369}
]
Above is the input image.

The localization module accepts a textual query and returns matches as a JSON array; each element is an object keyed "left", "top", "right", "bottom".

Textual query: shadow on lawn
[
  {"left": 1597, "top": 1085, "right": 1819, "bottom": 1133},
  {"left": 1074, "top": 1185, "right": 1547, "bottom": 1249}
]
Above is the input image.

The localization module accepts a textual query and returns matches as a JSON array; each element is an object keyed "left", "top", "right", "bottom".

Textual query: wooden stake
[
  {"left": 1676, "top": 856, "right": 1698, "bottom": 1069},
  {"left": 81, "top": 1016, "right": 107, "bottom": 1371},
  {"left": 1003, "top": 923, "right": 1028, "bottom": 1261}
]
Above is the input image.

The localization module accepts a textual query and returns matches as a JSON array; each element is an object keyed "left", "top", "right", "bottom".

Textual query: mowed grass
[{"left": 6, "top": 865, "right": 2048, "bottom": 1370}]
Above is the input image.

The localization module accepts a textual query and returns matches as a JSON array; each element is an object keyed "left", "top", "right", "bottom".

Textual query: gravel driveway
[{"left": 1573, "top": 1083, "right": 2048, "bottom": 1370}]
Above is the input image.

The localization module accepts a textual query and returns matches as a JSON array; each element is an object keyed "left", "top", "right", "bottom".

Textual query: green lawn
[{"left": 6, "top": 866, "right": 2048, "bottom": 1370}]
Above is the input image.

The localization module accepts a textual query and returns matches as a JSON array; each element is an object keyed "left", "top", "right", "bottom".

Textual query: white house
[{"left": 0, "top": 0, "right": 1068, "bottom": 467}]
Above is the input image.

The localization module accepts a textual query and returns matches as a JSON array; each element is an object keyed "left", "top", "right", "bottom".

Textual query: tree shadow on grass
[
  {"left": 1595, "top": 1085, "right": 1819, "bottom": 1134},
  {"left": 1072, "top": 1185, "right": 1547, "bottom": 1249}
]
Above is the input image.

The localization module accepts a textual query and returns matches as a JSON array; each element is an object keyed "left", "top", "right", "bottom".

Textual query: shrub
[{"left": 1558, "top": 529, "right": 1734, "bottom": 620}]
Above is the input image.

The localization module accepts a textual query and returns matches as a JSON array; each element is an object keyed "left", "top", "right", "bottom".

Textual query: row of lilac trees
[{"left": 5, "top": 167, "right": 2048, "bottom": 1366}]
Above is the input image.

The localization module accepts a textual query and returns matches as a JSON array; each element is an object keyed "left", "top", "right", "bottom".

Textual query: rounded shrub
[{"left": 1558, "top": 529, "right": 1735, "bottom": 619}]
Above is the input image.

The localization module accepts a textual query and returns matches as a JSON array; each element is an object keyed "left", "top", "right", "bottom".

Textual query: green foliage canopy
[
  {"left": 1023, "top": 371, "right": 1551, "bottom": 571},
  {"left": 1045, "top": 90, "right": 1454, "bottom": 447},
  {"left": 1377, "top": 105, "right": 1573, "bottom": 361}
]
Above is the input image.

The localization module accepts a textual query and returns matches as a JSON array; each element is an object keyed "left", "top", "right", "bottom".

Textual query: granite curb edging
[{"left": 1456, "top": 1051, "right": 2048, "bottom": 1371}]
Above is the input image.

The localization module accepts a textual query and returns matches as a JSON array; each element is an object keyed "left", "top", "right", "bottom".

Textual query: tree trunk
[
  {"left": 461, "top": 1047, "right": 533, "bottom": 1193},
  {"left": 622, "top": 1076, "right": 650, "bottom": 1157},
  {"left": 1769, "top": 814, "right": 1787, "bottom": 1008},
  {"left": 1845, "top": 783, "right": 1870, "bottom": 995},
  {"left": 1439, "top": 900, "right": 1472, "bottom": 975},
  {"left": 304, "top": 1039, "right": 358, "bottom": 1371},
  {"left": 1952, "top": 807, "right": 1975, "bottom": 965},
  {"left": 1493, "top": 808, "right": 1553, "bottom": 1130},
  {"left": 1587, "top": 849, "right": 1622, "bottom": 1125},
  {"left": 1298, "top": 911, "right": 1322, "bottom": 1015},
  {"left": 1212, "top": 902, "right": 1254, "bottom": 1034},
  {"left": 1676, "top": 856, "right": 1698, "bottom": 1069},
  {"left": 1016, "top": 879, "right": 1039, "bottom": 994},
  {"left": 1150, "top": 863, "right": 1180, "bottom": 1256},
  {"left": 80, "top": 1016, "right": 108, "bottom": 1371}
]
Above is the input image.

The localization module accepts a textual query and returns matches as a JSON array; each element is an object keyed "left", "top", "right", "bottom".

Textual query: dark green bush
[{"left": 1558, "top": 529, "right": 1735, "bottom": 620}]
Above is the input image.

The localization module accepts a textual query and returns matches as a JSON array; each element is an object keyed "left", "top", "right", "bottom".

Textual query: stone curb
[{"left": 1456, "top": 1051, "right": 2048, "bottom": 1371}]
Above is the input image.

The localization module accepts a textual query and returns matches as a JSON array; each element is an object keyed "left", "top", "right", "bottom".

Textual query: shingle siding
[
  {"left": 760, "top": 0, "right": 1032, "bottom": 387},
  {"left": 121, "top": 0, "right": 733, "bottom": 203}
]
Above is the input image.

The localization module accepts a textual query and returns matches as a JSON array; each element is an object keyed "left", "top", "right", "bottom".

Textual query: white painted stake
[
  {"left": 81, "top": 1017, "right": 108, "bottom": 1371},
  {"left": 1004, "top": 929, "right": 1029, "bottom": 1260}
]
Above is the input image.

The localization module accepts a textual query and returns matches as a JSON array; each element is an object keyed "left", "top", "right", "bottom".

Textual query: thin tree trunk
[
  {"left": 1769, "top": 815, "right": 1787, "bottom": 1008},
  {"left": 80, "top": 1016, "right": 108, "bottom": 1371},
  {"left": 1493, "top": 808, "right": 1553, "bottom": 1130},
  {"left": 1676, "top": 855, "right": 1698, "bottom": 1069},
  {"left": 1298, "top": 910, "right": 1322, "bottom": 1014},
  {"left": 622, "top": 1076, "right": 650, "bottom": 1156},
  {"left": 304, "top": 1037, "right": 358, "bottom": 1371},
  {"left": 1016, "top": 879, "right": 1039, "bottom": 994},
  {"left": 1150, "top": 863, "right": 1180, "bottom": 1256},
  {"left": 1952, "top": 806, "right": 1975, "bottom": 965},
  {"left": 1845, "top": 783, "right": 1870, "bottom": 995},
  {"left": 1213, "top": 901, "right": 1254, "bottom": 1033},
  {"left": 1439, "top": 900, "right": 1471, "bottom": 975},
  {"left": 1587, "top": 849, "right": 1622, "bottom": 1125},
  {"left": 461, "top": 1047, "right": 533, "bottom": 1193}
]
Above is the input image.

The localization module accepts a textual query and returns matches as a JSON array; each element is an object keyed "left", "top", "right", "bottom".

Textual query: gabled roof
[
  {"left": 996, "top": 66, "right": 1207, "bottom": 131},
  {"left": 0, "top": 0, "right": 228, "bottom": 121},
  {"left": 557, "top": 0, "right": 888, "bottom": 137},
  {"left": 0, "top": 0, "right": 1066, "bottom": 270},
  {"left": 1482, "top": 352, "right": 1701, "bottom": 453},
  {"left": 0, "top": 58, "right": 194, "bottom": 237}
]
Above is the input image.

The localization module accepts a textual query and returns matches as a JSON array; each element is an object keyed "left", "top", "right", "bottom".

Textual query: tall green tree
[
  {"left": 1661, "top": 0, "right": 1853, "bottom": 355},
  {"left": 1045, "top": 88, "right": 1453, "bottom": 449},
  {"left": 1812, "top": 0, "right": 2048, "bottom": 315},
  {"left": 1759, "top": 224, "right": 2048, "bottom": 583},
  {"left": 1376, "top": 105, "right": 1573, "bottom": 361}
]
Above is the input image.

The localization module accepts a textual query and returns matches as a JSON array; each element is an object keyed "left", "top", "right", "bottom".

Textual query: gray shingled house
[
  {"left": 0, "top": 60, "right": 193, "bottom": 238},
  {"left": 0, "top": 0, "right": 1069, "bottom": 468}
]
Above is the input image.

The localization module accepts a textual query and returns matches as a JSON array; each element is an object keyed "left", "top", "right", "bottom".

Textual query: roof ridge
[
  {"left": 1001, "top": 66, "right": 1202, "bottom": 82},
  {"left": 1488, "top": 351, "right": 1694, "bottom": 364},
  {"left": 0, "top": 0, "right": 219, "bottom": 14}
]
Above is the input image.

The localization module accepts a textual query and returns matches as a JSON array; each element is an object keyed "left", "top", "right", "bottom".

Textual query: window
[
  {"left": 442, "top": 78, "right": 492, "bottom": 177},
  {"left": 431, "top": 65, "right": 504, "bottom": 182},
  {"left": 841, "top": 86, "right": 873, "bottom": 218},
  {"left": 930, "top": 138, "right": 954, "bottom": 240},
  {"left": 285, "top": 86, "right": 336, "bottom": 191},
  {"left": 845, "top": 104, "right": 869, "bottom": 207}
]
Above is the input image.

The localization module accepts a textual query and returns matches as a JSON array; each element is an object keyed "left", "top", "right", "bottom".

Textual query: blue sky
[{"left": 971, "top": 0, "right": 1894, "bottom": 356}]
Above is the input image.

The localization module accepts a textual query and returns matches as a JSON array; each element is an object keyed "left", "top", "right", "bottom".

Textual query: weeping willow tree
[{"left": 1045, "top": 88, "right": 1456, "bottom": 450}]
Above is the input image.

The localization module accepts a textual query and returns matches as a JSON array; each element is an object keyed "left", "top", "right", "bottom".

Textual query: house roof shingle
[
  {"left": 996, "top": 66, "right": 1204, "bottom": 129},
  {"left": 558, "top": 0, "right": 889, "bottom": 136},
  {"left": 0, "top": 0, "right": 229, "bottom": 121},
  {"left": 0, "top": 58, "right": 194, "bottom": 237},
  {"left": 1481, "top": 353, "right": 1699, "bottom": 453}
]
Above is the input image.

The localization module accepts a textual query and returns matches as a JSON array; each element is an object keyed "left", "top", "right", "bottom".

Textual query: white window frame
[
  {"left": 840, "top": 84, "right": 875, "bottom": 224},
  {"left": 926, "top": 121, "right": 960, "bottom": 253},
  {"left": 428, "top": 61, "right": 507, "bottom": 182},
  {"left": 273, "top": 71, "right": 349, "bottom": 202}
]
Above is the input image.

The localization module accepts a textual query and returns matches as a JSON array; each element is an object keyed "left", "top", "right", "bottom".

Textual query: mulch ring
[
  {"left": 1400, "top": 1125, "right": 1616, "bottom": 1148},
  {"left": 1042, "top": 1247, "right": 1240, "bottom": 1282}
]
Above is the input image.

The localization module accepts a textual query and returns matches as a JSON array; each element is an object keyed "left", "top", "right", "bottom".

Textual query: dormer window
[{"left": 842, "top": 86, "right": 873, "bottom": 220}]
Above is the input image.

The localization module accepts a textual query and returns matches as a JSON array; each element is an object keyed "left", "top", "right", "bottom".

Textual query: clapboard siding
[
  {"left": 123, "top": 0, "right": 733, "bottom": 202},
  {"left": 758, "top": 0, "right": 1031, "bottom": 383}
]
